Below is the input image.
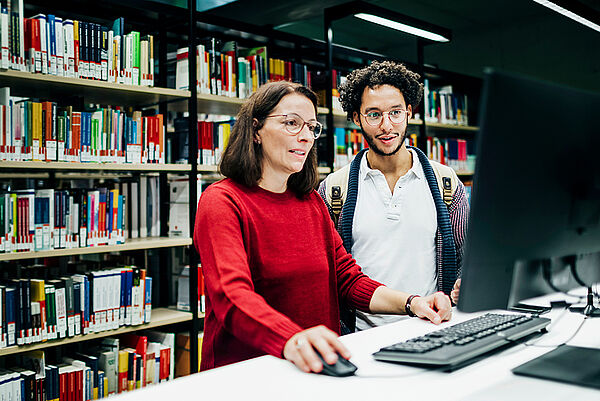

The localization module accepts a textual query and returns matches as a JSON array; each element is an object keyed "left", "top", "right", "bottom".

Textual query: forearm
[{"left": 368, "top": 286, "right": 410, "bottom": 315}]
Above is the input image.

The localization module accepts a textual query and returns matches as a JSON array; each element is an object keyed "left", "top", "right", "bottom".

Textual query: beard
[{"left": 359, "top": 123, "right": 408, "bottom": 157}]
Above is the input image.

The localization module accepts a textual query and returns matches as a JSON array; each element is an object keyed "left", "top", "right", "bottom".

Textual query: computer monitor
[{"left": 457, "top": 69, "right": 600, "bottom": 313}]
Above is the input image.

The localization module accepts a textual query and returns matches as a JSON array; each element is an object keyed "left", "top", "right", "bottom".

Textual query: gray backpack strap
[
  {"left": 331, "top": 186, "right": 343, "bottom": 227},
  {"left": 324, "top": 164, "right": 351, "bottom": 228}
]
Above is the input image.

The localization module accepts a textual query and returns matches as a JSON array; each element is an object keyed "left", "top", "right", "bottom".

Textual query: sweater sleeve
[{"left": 194, "top": 186, "right": 302, "bottom": 358}]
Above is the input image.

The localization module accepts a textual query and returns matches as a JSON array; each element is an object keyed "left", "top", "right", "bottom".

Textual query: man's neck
[{"left": 366, "top": 146, "right": 413, "bottom": 178}]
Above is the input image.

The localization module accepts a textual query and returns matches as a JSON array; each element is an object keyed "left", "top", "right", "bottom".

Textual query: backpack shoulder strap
[
  {"left": 429, "top": 160, "right": 459, "bottom": 207},
  {"left": 324, "top": 163, "right": 351, "bottom": 226}
]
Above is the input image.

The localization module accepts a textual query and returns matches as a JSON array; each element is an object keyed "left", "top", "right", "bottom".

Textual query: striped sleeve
[{"left": 448, "top": 181, "right": 470, "bottom": 275}]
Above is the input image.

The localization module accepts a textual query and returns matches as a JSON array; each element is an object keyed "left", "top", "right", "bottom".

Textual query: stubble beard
[{"left": 361, "top": 124, "right": 408, "bottom": 157}]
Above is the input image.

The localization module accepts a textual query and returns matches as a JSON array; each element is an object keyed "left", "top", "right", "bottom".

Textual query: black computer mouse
[{"left": 315, "top": 351, "right": 357, "bottom": 377}]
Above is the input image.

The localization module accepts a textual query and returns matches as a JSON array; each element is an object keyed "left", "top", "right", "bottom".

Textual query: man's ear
[
  {"left": 352, "top": 111, "right": 361, "bottom": 127},
  {"left": 407, "top": 105, "right": 413, "bottom": 120}
]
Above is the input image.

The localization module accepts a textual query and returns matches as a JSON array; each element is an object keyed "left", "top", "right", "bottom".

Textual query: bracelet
[{"left": 405, "top": 295, "right": 420, "bottom": 317}]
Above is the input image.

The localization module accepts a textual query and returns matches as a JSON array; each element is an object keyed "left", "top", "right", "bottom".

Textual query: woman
[{"left": 194, "top": 81, "right": 451, "bottom": 373}]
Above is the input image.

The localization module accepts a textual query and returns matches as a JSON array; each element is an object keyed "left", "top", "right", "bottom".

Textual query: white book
[
  {"left": 55, "top": 286, "right": 67, "bottom": 338},
  {"left": 63, "top": 20, "right": 74, "bottom": 77},
  {"left": 113, "top": 272, "right": 121, "bottom": 329},
  {"left": 139, "top": 176, "right": 147, "bottom": 238},
  {"left": 107, "top": 30, "right": 114, "bottom": 83},
  {"left": 54, "top": 17, "right": 64, "bottom": 76},
  {"left": 130, "top": 182, "right": 139, "bottom": 238},
  {"left": 0, "top": 8, "right": 8, "bottom": 70},
  {"left": 175, "top": 47, "right": 188, "bottom": 90}
]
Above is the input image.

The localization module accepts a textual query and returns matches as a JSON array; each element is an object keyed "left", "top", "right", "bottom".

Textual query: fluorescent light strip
[
  {"left": 355, "top": 13, "right": 449, "bottom": 42},
  {"left": 532, "top": 0, "right": 600, "bottom": 32}
]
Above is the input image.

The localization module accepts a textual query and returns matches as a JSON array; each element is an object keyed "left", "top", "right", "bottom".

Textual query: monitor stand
[{"left": 569, "top": 286, "right": 600, "bottom": 317}]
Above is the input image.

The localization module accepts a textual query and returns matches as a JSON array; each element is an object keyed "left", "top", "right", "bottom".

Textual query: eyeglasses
[
  {"left": 360, "top": 109, "right": 408, "bottom": 126},
  {"left": 264, "top": 113, "right": 323, "bottom": 139}
]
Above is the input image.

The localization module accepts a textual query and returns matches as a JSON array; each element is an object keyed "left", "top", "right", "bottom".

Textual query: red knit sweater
[{"left": 194, "top": 179, "right": 382, "bottom": 371}]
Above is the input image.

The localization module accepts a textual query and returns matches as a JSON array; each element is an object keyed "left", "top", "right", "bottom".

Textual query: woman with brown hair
[{"left": 194, "top": 81, "right": 451, "bottom": 374}]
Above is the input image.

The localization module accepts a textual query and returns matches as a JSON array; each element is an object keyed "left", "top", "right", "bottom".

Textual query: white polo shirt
[{"left": 352, "top": 148, "right": 438, "bottom": 330}]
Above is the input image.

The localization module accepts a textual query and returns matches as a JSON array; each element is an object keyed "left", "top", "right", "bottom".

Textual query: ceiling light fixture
[
  {"left": 354, "top": 13, "right": 450, "bottom": 42},
  {"left": 532, "top": 0, "right": 600, "bottom": 32}
]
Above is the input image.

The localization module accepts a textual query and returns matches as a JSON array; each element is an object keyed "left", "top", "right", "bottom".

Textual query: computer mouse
[{"left": 315, "top": 351, "right": 357, "bottom": 377}]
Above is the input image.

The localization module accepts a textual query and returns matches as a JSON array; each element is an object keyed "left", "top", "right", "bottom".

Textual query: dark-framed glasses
[
  {"left": 265, "top": 113, "right": 323, "bottom": 139},
  {"left": 360, "top": 109, "right": 408, "bottom": 126}
]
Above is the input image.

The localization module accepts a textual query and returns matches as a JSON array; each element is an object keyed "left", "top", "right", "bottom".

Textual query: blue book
[
  {"left": 125, "top": 269, "right": 133, "bottom": 325},
  {"left": 107, "top": 191, "right": 113, "bottom": 235},
  {"left": 117, "top": 195, "right": 123, "bottom": 241},
  {"left": 98, "top": 370, "right": 105, "bottom": 398},
  {"left": 119, "top": 269, "right": 126, "bottom": 325},
  {"left": 47, "top": 15, "right": 56, "bottom": 58},
  {"left": 73, "top": 282, "right": 81, "bottom": 335},
  {"left": 144, "top": 276, "right": 152, "bottom": 323},
  {"left": 5, "top": 287, "right": 16, "bottom": 346}
]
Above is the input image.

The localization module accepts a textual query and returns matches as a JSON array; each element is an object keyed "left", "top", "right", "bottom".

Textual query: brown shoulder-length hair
[{"left": 220, "top": 81, "right": 319, "bottom": 196}]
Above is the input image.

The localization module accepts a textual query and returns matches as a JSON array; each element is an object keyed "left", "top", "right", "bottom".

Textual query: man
[{"left": 319, "top": 60, "right": 468, "bottom": 331}]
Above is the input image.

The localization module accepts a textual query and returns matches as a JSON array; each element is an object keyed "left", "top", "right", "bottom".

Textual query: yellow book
[
  {"left": 30, "top": 279, "right": 46, "bottom": 341},
  {"left": 118, "top": 350, "right": 128, "bottom": 393}
]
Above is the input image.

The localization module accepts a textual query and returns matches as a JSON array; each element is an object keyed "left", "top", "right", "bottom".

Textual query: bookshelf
[
  {"left": 0, "top": 0, "right": 202, "bottom": 384},
  {"left": 0, "top": 308, "right": 199, "bottom": 357},
  {"left": 0, "top": 69, "right": 190, "bottom": 107},
  {"left": 0, "top": 237, "right": 192, "bottom": 261},
  {"left": 0, "top": 161, "right": 191, "bottom": 171}
]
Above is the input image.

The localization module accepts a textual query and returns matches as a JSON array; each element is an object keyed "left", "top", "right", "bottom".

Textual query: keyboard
[{"left": 373, "top": 313, "right": 551, "bottom": 370}]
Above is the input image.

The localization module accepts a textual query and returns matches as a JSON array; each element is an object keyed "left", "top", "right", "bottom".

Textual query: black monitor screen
[{"left": 458, "top": 70, "right": 600, "bottom": 312}]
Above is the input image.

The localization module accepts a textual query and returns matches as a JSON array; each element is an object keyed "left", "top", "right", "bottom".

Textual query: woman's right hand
[{"left": 283, "top": 325, "right": 351, "bottom": 373}]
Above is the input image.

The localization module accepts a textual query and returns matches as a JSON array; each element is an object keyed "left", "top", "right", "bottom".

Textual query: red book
[
  {"left": 59, "top": 370, "right": 67, "bottom": 401},
  {"left": 157, "top": 114, "right": 164, "bottom": 163},
  {"left": 68, "top": 370, "right": 75, "bottom": 401},
  {"left": 159, "top": 347, "right": 170, "bottom": 382},
  {"left": 76, "top": 369, "right": 83, "bottom": 401},
  {"left": 71, "top": 112, "right": 81, "bottom": 160}
]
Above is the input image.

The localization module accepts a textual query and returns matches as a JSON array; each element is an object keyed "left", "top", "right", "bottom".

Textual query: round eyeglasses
[
  {"left": 360, "top": 109, "right": 408, "bottom": 126},
  {"left": 264, "top": 113, "right": 323, "bottom": 139}
]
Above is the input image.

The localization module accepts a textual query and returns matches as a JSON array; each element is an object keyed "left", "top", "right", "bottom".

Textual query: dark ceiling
[{"left": 204, "top": 0, "right": 600, "bottom": 92}]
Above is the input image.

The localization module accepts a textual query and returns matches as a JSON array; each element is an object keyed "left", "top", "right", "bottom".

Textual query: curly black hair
[{"left": 339, "top": 60, "right": 423, "bottom": 121}]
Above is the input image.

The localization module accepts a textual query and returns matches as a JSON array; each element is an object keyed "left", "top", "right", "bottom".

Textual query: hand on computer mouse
[{"left": 283, "top": 325, "right": 352, "bottom": 374}]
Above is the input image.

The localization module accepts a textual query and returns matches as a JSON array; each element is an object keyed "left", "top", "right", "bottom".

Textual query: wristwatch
[{"left": 405, "top": 295, "right": 420, "bottom": 317}]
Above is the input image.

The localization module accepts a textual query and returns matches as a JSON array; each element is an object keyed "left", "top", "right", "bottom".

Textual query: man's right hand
[{"left": 451, "top": 278, "right": 461, "bottom": 305}]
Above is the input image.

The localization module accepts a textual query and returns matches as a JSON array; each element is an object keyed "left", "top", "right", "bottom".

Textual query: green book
[{"left": 131, "top": 31, "right": 140, "bottom": 85}]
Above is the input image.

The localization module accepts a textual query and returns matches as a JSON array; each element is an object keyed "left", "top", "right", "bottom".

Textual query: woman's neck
[{"left": 258, "top": 170, "right": 289, "bottom": 193}]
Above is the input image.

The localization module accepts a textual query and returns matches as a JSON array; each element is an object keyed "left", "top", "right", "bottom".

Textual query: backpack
[{"left": 325, "top": 159, "right": 459, "bottom": 227}]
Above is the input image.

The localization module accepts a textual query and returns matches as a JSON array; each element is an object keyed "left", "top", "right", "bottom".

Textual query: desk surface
[{"left": 116, "top": 291, "right": 600, "bottom": 400}]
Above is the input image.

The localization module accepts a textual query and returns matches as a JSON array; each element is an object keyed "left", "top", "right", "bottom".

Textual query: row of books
[
  {"left": 175, "top": 39, "right": 312, "bottom": 99},
  {"left": 425, "top": 136, "right": 474, "bottom": 173},
  {"left": 0, "top": 332, "right": 175, "bottom": 401},
  {"left": 176, "top": 265, "right": 205, "bottom": 315},
  {"left": 0, "top": 88, "right": 165, "bottom": 164},
  {"left": 0, "top": 178, "right": 161, "bottom": 253},
  {"left": 170, "top": 116, "right": 232, "bottom": 166},
  {"left": 4, "top": 2, "right": 154, "bottom": 86},
  {"left": 423, "top": 80, "right": 470, "bottom": 126},
  {"left": 0, "top": 269, "right": 151, "bottom": 348}
]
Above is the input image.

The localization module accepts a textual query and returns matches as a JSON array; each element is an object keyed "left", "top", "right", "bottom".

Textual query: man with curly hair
[{"left": 319, "top": 60, "right": 468, "bottom": 332}]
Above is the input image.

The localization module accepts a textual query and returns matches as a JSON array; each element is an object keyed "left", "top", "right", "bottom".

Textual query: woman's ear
[{"left": 253, "top": 118, "right": 261, "bottom": 144}]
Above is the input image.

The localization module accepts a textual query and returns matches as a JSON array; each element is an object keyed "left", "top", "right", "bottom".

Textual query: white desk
[{"left": 116, "top": 292, "right": 600, "bottom": 401}]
